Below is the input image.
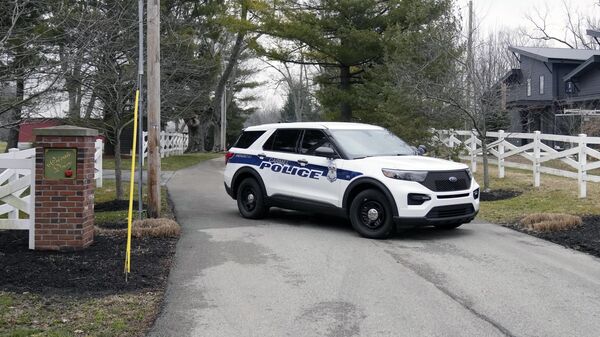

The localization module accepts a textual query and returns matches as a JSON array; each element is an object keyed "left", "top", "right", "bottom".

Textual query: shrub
[
  {"left": 520, "top": 213, "right": 582, "bottom": 232},
  {"left": 96, "top": 218, "right": 181, "bottom": 238}
]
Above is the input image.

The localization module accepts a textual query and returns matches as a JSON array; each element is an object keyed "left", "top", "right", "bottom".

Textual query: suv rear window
[
  {"left": 232, "top": 131, "right": 265, "bottom": 149},
  {"left": 263, "top": 129, "right": 301, "bottom": 153}
]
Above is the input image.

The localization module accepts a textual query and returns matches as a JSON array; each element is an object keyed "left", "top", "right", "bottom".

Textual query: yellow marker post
[{"left": 125, "top": 89, "right": 140, "bottom": 279}]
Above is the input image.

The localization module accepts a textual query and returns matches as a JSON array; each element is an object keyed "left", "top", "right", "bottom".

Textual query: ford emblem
[{"left": 449, "top": 176, "right": 458, "bottom": 183}]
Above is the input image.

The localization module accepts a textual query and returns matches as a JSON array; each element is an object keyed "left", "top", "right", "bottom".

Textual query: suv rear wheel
[
  {"left": 349, "top": 189, "right": 395, "bottom": 239},
  {"left": 236, "top": 178, "right": 268, "bottom": 219}
]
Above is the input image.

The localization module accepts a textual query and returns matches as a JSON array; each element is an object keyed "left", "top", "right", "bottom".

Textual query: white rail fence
[
  {"left": 140, "top": 131, "right": 188, "bottom": 165},
  {"left": 436, "top": 129, "right": 600, "bottom": 198},
  {"left": 0, "top": 142, "right": 104, "bottom": 250},
  {"left": 0, "top": 148, "right": 36, "bottom": 249},
  {"left": 94, "top": 139, "right": 103, "bottom": 188}
]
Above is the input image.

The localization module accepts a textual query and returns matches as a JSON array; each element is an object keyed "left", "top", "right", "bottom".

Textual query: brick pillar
[{"left": 34, "top": 126, "right": 98, "bottom": 251}]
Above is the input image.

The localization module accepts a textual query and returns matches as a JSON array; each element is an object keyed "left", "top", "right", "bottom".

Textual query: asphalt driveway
[{"left": 148, "top": 158, "right": 600, "bottom": 337}]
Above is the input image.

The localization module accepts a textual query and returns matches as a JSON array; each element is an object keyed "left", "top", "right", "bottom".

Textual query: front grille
[
  {"left": 421, "top": 170, "right": 471, "bottom": 192},
  {"left": 426, "top": 204, "right": 475, "bottom": 219}
]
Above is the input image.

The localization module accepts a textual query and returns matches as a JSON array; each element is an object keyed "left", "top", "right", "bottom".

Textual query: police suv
[{"left": 224, "top": 122, "right": 480, "bottom": 239}]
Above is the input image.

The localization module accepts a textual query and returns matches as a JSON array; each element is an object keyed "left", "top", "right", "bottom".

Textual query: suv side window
[
  {"left": 232, "top": 131, "right": 265, "bottom": 149},
  {"left": 263, "top": 129, "right": 302, "bottom": 153},
  {"left": 300, "top": 129, "right": 330, "bottom": 155}
]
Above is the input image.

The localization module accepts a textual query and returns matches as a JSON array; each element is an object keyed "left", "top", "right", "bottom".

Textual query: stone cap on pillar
[{"left": 33, "top": 125, "right": 98, "bottom": 137}]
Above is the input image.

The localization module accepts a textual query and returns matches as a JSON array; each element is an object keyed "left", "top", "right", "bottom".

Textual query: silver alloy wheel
[{"left": 367, "top": 208, "right": 379, "bottom": 221}]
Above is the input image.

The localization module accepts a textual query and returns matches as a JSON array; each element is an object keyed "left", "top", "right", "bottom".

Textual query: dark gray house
[{"left": 502, "top": 46, "right": 600, "bottom": 136}]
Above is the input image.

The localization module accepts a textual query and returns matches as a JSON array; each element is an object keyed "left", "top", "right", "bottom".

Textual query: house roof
[
  {"left": 586, "top": 29, "right": 600, "bottom": 38},
  {"left": 563, "top": 55, "right": 600, "bottom": 81},
  {"left": 509, "top": 46, "right": 600, "bottom": 63},
  {"left": 499, "top": 69, "right": 522, "bottom": 83}
]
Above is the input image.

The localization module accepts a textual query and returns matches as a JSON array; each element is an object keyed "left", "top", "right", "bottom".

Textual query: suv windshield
[{"left": 330, "top": 129, "right": 415, "bottom": 159}]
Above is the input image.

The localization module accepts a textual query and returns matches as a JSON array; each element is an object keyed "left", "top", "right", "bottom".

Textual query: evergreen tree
[{"left": 252, "top": 0, "right": 455, "bottom": 123}]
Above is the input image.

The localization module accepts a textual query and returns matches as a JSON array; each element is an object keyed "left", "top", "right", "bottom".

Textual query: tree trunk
[
  {"left": 481, "top": 138, "right": 490, "bottom": 192},
  {"left": 6, "top": 78, "right": 24, "bottom": 151},
  {"left": 340, "top": 65, "right": 352, "bottom": 122},
  {"left": 213, "top": 120, "right": 221, "bottom": 151},
  {"left": 114, "top": 130, "right": 124, "bottom": 200},
  {"left": 186, "top": 117, "right": 206, "bottom": 152},
  {"left": 84, "top": 93, "right": 96, "bottom": 119},
  {"left": 213, "top": 3, "right": 248, "bottom": 150}
]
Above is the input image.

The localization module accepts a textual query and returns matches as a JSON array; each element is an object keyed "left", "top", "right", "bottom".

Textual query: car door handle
[
  {"left": 297, "top": 159, "right": 308, "bottom": 166},
  {"left": 258, "top": 153, "right": 266, "bottom": 160}
]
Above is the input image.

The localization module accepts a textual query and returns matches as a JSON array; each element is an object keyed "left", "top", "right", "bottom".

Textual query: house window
[
  {"left": 527, "top": 78, "right": 532, "bottom": 97},
  {"left": 540, "top": 75, "right": 545, "bottom": 95}
]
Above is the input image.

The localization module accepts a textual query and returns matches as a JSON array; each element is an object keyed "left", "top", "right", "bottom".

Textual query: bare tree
[{"left": 523, "top": 0, "right": 600, "bottom": 49}]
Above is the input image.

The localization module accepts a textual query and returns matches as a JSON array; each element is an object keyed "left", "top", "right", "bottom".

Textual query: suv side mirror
[
  {"left": 314, "top": 146, "right": 337, "bottom": 158},
  {"left": 417, "top": 145, "right": 427, "bottom": 156}
]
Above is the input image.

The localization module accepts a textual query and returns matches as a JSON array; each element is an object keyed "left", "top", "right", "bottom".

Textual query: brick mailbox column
[{"left": 34, "top": 126, "right": 98, "bottom": 251}]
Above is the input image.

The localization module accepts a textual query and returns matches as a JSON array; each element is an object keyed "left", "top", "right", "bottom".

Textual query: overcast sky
[{"left": 458, "top": 0, "right": 595, "bottom": 37}]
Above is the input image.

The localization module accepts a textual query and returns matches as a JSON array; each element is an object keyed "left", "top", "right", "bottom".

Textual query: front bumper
[
  {"left": 385, "top": 178, "right": 480, "bottom": 228},
  {"left": 394, "top": 207, "right": 479, "bottom": 228}
]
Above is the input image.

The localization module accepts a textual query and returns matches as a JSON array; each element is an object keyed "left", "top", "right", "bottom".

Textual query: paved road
[{"left": 149, "top": 159, "right": 600, "bottom": 337}]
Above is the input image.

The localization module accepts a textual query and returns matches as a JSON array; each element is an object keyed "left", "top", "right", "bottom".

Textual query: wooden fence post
[
  {"left": 7, "top": 149, "right": 18, "bottom": 222},
  {"left": 160, "top": 131, "right": 165, "bottom": 158},
  {"left": 470, "top": 129, "right": 477, "bottom": 173},
  {"left": 448, "top": 129, "right": 455, "bottom": 148},
  {"left": 533, "top": 131, "right": 541, "bottom": 187},
  {"left": 498, "top": 130, "right": 505, "bottom": 178},
  {"left": 578, "top": 133, "right": 587, "bottom": 198},
  {"left": 95, "top": 140, "right": 103, "bottom": 188}
]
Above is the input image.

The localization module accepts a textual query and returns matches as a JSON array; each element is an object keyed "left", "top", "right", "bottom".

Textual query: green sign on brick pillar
[{"left": 44, "top": 148, "right": 77, "bottom": 179}]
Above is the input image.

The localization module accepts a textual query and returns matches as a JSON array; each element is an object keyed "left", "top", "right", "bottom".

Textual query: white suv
[{"left": 224, "top": 122, "right": 480, "bottom": 239}]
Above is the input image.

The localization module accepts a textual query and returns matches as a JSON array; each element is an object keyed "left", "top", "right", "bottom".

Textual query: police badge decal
[{"left": 326, "top": 159, "right": 337, "bottom": 183}]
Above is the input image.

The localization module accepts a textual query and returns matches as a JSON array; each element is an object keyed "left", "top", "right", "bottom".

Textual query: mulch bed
[
  {"left": 505, "top": 215, "right": 600, "bottom": 258},
  {"left": 480, "top": 189, "right": 522, "bottom": 201},
  {"left": 0, "top": 230, "right": 177, "bottom": 295}
]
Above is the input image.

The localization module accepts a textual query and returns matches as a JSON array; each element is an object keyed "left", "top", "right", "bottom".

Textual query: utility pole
[
  {"left": 466, "top": 0, "right": 474, "bottom": 129},
  {"left": 137, "top": 0, "right": 144, "bottom": 219},
  {"left": 220, "top": 87, "right": 227, "bottom": 151},
  {"left": 147, "top": 0, "right": 161, "bottom": 217}
]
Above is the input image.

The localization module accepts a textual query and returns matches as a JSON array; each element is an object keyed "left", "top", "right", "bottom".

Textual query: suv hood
[{"left": 358, "top": 156, "right": 468, "bottom": 171}]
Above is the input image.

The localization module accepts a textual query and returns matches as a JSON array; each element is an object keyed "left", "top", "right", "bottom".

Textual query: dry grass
[
  {"left": 520, "top": 213, "right": 582, "bottom": 232},
  {"left": 96, "top": 218, "right": 181, "bottom": 238}
]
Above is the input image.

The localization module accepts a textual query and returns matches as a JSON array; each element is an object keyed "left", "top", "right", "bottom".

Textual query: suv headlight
[{"left": 382, "top": 169, "right": 427, "bottom": 182}]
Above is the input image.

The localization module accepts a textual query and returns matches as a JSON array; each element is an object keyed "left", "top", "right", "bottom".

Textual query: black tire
[
  {"left": 236, "top": 178, "right": 268, "bottom": 219},
  {"left": 434, "top": 222, "right": 463, "bottom": 230},
  {"left": 349, "top": 189, "right": 395, "bottom": 239}
]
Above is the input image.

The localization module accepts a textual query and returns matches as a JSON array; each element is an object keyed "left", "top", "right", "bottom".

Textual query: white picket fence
[
  {"left": 436, "top": 129, "right": 600, "bottom": 198},
  {"left": 0, "top": 142, "right": 103, "bottom": 250},
  {"left": 140, "top": 131, "right": 188, "bottom": 165}
]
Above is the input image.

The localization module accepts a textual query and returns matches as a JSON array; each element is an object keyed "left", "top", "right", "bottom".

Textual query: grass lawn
[
  {"left": 475, "top": 165, "right": 600, "bottom": 224},
  {"left": 103, "top": 152, "right": 222, "bottom": 171},
  {"left": 0, "top": 291, "right": 161, "bottom": 337},
  {"left": 0, "top": 142, "right": 6, "bottom": 153}
]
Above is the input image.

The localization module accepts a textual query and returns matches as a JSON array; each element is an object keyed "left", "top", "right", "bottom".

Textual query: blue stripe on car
[{"left": 228, "top": 154, "right": 362, "bottom": 181}]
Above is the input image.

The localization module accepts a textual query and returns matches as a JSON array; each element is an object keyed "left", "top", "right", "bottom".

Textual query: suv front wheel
[
  {"left": 236, "top": 178, "right": 268, "bottom": 219},
  {"left": 349, "top": 189, "right": 395, "bottom": 239}
]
